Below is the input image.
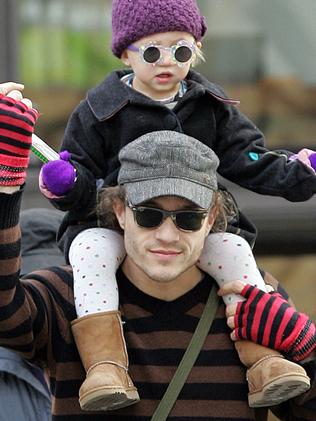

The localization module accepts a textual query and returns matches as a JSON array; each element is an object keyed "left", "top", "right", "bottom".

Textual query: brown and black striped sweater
[{"left": 1, "top": 190, "right": 316, "bottom": 421}]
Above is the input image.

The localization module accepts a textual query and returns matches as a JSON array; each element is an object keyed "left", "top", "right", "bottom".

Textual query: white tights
[
  {"left": 198, "top": 232, "right": 267, "bottom": 304},
  {"left": 69, "top": 228, "right": 125, "bottom": 317},
  {"left": 70, "top": 229, "right": 266, "bottom": 318}
]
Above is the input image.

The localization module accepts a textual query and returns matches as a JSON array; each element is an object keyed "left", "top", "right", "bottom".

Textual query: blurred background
[{"left": 1, "top": 3, "right": 316, "bottom": 418}]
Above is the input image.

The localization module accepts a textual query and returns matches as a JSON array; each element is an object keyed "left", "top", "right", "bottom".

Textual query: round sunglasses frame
[{"left": 127, "top": 40, "right": 197, "bottom": 67}]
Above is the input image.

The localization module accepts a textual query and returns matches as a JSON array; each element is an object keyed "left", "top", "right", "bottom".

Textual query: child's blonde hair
[{"left": 192, "top": 43, "right": 206, "bottom": 67}]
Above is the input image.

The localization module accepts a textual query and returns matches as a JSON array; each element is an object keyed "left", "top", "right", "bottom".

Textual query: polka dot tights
[
  {"left": 69, "top": 228, "right": 125, "bottom": 318},
  {"left": 198, "top": 232, "right": 267, "bottom": 305}
]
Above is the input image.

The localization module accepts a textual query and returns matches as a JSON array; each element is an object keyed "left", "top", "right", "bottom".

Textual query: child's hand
[
  {"left": 219, "top": 281, "right": 316, "bottom": 362},
  {"left": 0, "top": 92, "right": 39, "bottom": 186},
  {"left": 0, "top": 82, "right": 25, "bottom": 97},
  {"left": 40, "top": 151, "right": 76, "bottom": 196},
  {"left": 308, "top": 151, "right": 316, "bottom": 171},
  {"left": 290, "top": 148, "right": 316, "bottom": 172}
]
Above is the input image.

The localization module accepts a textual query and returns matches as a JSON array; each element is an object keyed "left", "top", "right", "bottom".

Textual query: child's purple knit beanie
[{"left": 111, "top": 0, "right": 207, "bottom": 58}]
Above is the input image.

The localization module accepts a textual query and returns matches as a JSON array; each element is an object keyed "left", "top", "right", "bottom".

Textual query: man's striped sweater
[{"left": 1, "top": 190, "right": 316, "bottom": 420}]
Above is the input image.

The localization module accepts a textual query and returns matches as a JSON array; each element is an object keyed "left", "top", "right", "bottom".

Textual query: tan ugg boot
[
  {"left": 71, "top": 311, "right": 140, "bottom": 411},
  {"left": 235, "top": 341, "right": 310, "bottom": 407}
]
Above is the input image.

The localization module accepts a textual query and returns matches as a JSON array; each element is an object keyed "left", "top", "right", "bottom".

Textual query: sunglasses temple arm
[{"left": 126, "top": 45, "right": 139, "bottom": 52}]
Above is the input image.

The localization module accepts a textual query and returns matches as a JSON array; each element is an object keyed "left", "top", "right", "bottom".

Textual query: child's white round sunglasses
[{"left": 127, "top": 40, "right": 196, "bottom": 67}]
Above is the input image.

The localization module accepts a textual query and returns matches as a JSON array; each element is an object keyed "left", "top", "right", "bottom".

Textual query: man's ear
[
  {"left": 112, "top": 199, "right": 126, "bottom": 230},
  {"left": 121, "top": 50, "right": 130, "bottom": 67}
]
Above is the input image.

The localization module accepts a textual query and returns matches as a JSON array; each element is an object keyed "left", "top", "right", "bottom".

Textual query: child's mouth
[{"left": 156, "top": 73, "right": 172, "bottom": 82}]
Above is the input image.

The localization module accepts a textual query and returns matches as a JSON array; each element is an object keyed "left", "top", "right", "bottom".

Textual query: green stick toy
[{"left": 31, "top": 134, "right": 59, "bottom": 163}]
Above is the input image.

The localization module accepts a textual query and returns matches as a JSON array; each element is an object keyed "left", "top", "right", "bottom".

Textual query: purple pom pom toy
[{"left": 41, "top": 150, "right": 76, "bottom": 196}]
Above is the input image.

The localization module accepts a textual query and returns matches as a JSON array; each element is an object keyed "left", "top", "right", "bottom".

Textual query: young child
[{"left": 39, "top": 0, "right": 316, "bottom": 413}]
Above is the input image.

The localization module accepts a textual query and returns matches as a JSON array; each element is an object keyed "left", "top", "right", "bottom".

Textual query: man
[{"left": 0, "top": 88, "right": 316, "bottom": 420}]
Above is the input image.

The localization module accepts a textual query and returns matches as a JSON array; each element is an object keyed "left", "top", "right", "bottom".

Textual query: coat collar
[
  {"left": 188, "top": 70, "right": 240, "bottom": 106},
  {"left": 86, "top": 69, "right": 240, "bottom": 121}
]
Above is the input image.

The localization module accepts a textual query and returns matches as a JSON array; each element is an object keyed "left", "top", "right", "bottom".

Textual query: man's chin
[{"left": 143, "top": 269, "right": 181, "bottom": 284}]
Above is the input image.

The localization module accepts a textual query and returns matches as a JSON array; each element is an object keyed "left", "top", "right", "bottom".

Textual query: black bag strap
[{"left": 150, "top": 286, "right": 219, "bottom": 421}]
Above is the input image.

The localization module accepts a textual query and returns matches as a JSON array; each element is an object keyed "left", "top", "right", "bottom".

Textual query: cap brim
[{"left": 125, "top": 178, "right": 214, "bottom": 208}]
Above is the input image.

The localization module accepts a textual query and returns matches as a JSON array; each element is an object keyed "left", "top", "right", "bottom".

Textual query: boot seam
[
  {"left": 116, "top": 313, "right": 129, "bottom": 365},
  {"left": 87, "top": 360, "right": 128, "bottom": 376}
]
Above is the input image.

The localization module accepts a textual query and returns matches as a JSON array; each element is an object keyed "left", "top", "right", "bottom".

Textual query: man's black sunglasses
[{"left": 127, "top": 202, "right": 209, "bottom": 232}]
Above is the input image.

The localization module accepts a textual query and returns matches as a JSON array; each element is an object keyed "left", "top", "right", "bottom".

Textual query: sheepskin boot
[
  {"left": 235, "top": 341, "right": 310, "bottom": 407},
  {"left": 71, "top": 311, "right": 140, "bottom": 411}
]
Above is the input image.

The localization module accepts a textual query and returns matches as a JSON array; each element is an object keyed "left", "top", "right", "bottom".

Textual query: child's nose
[{"left": 159, "top": 48, "right": 174, "bottom": 66}]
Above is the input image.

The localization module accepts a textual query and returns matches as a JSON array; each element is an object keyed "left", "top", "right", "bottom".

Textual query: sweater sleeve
[
  {"left": 0, "top": 190, "right": 47, "bottom": 362},
  {"left": 0, "top": 190, "right": 74, "bottom": 365}
]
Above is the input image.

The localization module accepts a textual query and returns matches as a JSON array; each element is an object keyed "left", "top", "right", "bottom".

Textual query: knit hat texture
[{"left": 111, "top": 0, "right": 207, "bottom": 58}]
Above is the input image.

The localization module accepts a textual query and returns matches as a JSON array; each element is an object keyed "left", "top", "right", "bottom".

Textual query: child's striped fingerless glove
[
  {"left": 0, "top": 94, "right": 39, "bottom": 185},
  {"left": 234, "top": 284, "right": 316, "bottom": 361}
]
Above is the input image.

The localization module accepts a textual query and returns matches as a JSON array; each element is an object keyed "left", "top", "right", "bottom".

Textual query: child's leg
[
  {"left": 197, "top": 232, "right": 267, "bottom": 304},
  {"left": 198, "top": 232, "right": 310, "bottom": 407},
  {"left": 70, "top": 228, "right": 123, "bottom": 317},
  {"left": 69, "top": 228, "right": 139, "bottom": 411}
]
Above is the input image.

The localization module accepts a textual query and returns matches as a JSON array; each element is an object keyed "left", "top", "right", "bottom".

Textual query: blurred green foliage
[{"left": 21, "top": 27, "right": 123, "bottom": 88}]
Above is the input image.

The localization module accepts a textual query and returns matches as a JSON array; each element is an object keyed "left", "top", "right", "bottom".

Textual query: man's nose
[{"left": 155, "top": 216, "right": 180, "bottom": 241}]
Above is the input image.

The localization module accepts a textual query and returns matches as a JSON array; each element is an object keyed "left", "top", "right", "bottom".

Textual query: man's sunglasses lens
[
  {"left": 176, "top": 211, "right": 204, "bottom": 230},
  {"left": 174, "top": 45, "right": 193, "bottom": 63},
  {"left": 143, "top": 46, "right": 161, "bottom": 63},
  {"left": 135, "top": 208, "right": 205, "bottom": 231},
  {"left": 135, "top": 208, "right": 162, "bottom": 227}
]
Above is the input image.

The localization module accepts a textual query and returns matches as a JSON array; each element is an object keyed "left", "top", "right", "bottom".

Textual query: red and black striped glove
[
  {"left": 234, "top": 284, "right": 316, "bottom": 362},
  {"left": 0, "top": 94, "right": 39, "bottom": 186}
]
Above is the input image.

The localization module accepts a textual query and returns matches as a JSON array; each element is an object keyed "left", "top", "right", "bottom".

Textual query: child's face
[{"left": 121, "top": 31, "right": 197, "bottom": 100}]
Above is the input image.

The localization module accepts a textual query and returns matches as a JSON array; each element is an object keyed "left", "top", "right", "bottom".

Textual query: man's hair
[{"left": 96, "top": 186, "right": 237, "bottom": 234}]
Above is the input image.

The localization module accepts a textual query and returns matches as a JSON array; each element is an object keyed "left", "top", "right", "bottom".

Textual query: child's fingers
[
  {"left": 217, "top": 280, "right": 246, "bottom": 297},
  {"left": 265, "top": 284, "right": 275, "bottom": 293},
  {"left": 0, "top": 82, "right": 24, "bottom": 95},
  {"left": 225, "top": 303, "right": 237, "bottom": 318},
  {"left": 230, "top": 330, "right": 237, "bottom": 341},
  {"left": 21, "top": 98, "right": 33, "bottom": 109},
  {"left": 7, "top": 90, "right": 23, "bottom": 101},
  {"left": 227, "top": 315, "right": 235, "bottom": 329},
  {"left": 0, "top": 90, "right": 34, "bottom": 110}
]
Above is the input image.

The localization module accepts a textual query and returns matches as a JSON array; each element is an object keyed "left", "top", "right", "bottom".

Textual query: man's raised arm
[{"left": 0, "top": 85, "right": 42, "bottom": 359}]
